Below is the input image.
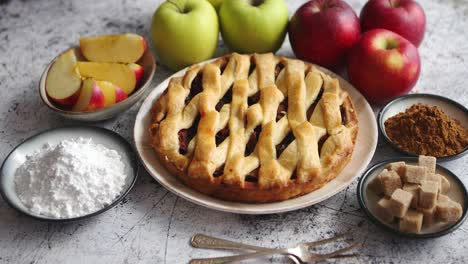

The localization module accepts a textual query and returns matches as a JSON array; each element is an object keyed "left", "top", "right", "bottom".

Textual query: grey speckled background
[{"left": 0, "top": 0, "right": 467, "bottom": 263}]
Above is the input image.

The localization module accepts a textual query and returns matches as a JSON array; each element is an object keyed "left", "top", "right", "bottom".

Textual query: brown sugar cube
[
  {"left": 418, "top": 205, "right": 437, "bottom": 227},
  {"left": 388, "top": 188, "right": 413, "bottom": 218},
  {"left": 375, "top": 197, "right": 395, "bottom": 223},
  {"left": 399, "top": 210, "right": 424, "bottom": 233},
  {"left": 403, "top": 184, "right": 420, "bottom": 209},
  {"left": 436, "top": 195, "right": 463, "bottom": 223},
  {"left": 380, "top": 169, "right": 402, "bottom": 197},
  {"left": 437, "top": 194, "right": 450, "bottom": 204},
  {"left": 418, "top": 155, "right": 436, "bottom": 173},
  {"left": 403, "top": 165, "right": 426, "bottom": 184},
  {"left": 441, "top": 176, "right": 450, "bottom": 194},
  {"left": 426, "top": 173, "right": 442, "bottom": 193},
  {"left": 419, "top": 180, "right": 439, "bottom": 209},
  {"left": 385, "top": 161, "right": 406, "bottom": 176},
  {"left": 368, "top": 175, "right": 384, "bottom": 195}
]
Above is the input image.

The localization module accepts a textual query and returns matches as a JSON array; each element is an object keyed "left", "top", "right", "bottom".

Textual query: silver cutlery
[
  {"left": 191, "top": 234, "right": 301, "bottom": 264},
  {"left": 190, "top": 233, "right": 360, "bottom": 264}
]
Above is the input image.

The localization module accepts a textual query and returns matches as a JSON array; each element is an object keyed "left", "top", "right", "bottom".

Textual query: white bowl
[{"left": 0, "top": 126, "right": 139, "bottom": 221}]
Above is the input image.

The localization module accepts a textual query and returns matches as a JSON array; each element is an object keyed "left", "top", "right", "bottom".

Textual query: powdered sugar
[{"left": 14, "top": 137, "right": 127, "bottom": 219}]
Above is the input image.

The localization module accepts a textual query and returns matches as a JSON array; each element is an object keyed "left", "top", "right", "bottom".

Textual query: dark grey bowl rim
[
  {"left": 0, "top": 125, "right": 139, "bottom": 222},
  {"left": 377, "top": 93, "right": 468, "bottom": 162},
  {"left": 357, "top": 157, "right": 468, "bottom": 239}
]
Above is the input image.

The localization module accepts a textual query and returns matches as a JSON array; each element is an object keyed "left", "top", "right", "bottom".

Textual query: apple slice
[
  {"left": 80, "top": 33, "right": 147, "bottom": 63},
  {"left": 72, "top": 79, "right": 105, "bottom": 111},
  {"left": 45, "top": 50, "right": 82, "bottom": 105},
  {"left": 97, "top": 81, "right": 128, "bottom": 107},
  {"left": 128, "top": 63, "right": 144, "bottom": 86},
  {"left": 76, "top": 62, "right": 144, "bottom": 94}
]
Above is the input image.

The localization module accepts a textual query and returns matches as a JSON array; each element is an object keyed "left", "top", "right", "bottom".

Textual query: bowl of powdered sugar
[{"left": 0, "top": 126, "right": 138, "bottom": 221}]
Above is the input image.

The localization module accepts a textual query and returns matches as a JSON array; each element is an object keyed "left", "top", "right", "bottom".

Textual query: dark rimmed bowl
[
  {"left": 357, "top": 157, "right": 468, "bottom": 238},
  {"left": 39, "top": 45, "right": 156, "bottom": 122},
  {"left": 377, "top": 93, "right": 468, "bottom": 161},
  {"left": 0, "top": 126, "right": 139, "bottom": 222}
]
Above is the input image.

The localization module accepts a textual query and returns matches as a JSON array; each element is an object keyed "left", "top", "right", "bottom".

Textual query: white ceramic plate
[{"left": 134, "top": 58, "right": 378, "bottom": 214}]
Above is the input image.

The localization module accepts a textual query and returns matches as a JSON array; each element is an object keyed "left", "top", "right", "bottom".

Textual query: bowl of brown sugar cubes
[{"left": 357, "top": 155, "right": 467, "bottom": 238}]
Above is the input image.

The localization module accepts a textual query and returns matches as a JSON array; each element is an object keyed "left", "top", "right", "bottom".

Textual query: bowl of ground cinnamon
[{"left": 378, "top": 94, "right": 468, "bottom": 161}]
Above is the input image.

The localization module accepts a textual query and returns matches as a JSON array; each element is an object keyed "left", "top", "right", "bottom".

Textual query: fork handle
[
  {"left": 189, "top": 249, "right": 285, "bottom": 264},
  {"left": 191, "top": 234, "right": 268, "bottom": 251}
]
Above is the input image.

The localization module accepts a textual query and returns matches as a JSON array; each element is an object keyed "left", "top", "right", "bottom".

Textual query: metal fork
[
  {"left": 189, "top": 233, "right": 360, "bottom": 264},
  {"left": 191, "top": 234, "right": 302, "bottom": 264}
]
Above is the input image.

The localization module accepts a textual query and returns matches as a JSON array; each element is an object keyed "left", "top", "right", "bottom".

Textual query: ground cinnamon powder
[{"left": 384, "top": 103, "right": 468, "bottom": 157}]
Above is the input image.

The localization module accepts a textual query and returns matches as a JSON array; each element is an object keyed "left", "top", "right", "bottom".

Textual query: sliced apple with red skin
[
  {"left": 72, "top": 79, "right": 106, "bottom": 111},
  {"left": 80, "top": 33, "right": 147, "bottom": 63},
  {"left": 54, "top": 90, "right": 81, "bottom": 106},
  {"left": 128, "top": 63, "right": 144, "bottom": 86},
  {"left": 97, "top": 81, "right": 128, "bottom": 107},
  {"left": 45, "top": 49, "right": 82, "bottom": 105},
  {"left": 76, "top": 62, "right": 144, "bottom": 95}
]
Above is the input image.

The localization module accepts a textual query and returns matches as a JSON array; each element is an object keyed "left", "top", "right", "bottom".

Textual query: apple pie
[{"left": 150, "top": 53, "right": 358, "bottom": 203}]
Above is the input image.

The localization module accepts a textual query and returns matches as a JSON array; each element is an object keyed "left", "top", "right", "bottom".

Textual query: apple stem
[
  {"left": 167, "top": 0, "right": 183, "bottom": 13},
  {"left": 388, "top": 0, "right": 400, "bottom": 8},
  {"left": 249, "top": 0, "right": 264, "bottom": 7}
]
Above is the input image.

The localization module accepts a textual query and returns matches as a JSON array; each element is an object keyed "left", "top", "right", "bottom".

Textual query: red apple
[
  {"left": 289, "top": 0, "right": 361, "bottom": 69},
  {"left": 347, "top": 29, "right": 421, "bottom": 104},
  {"left": 360, "top": 0, "right": 426, "bottom": 47}
]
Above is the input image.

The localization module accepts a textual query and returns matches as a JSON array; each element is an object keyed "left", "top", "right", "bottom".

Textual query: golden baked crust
[{"left": 149, "top": 53, "right": 358, "bottom": 203}]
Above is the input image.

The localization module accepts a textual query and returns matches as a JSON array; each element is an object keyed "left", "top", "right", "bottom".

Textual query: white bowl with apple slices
[{"left": 39, "top": 46, "right": 156, "bottom": 122}]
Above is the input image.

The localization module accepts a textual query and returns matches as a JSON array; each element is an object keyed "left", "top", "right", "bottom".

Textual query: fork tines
[
  {"left": 305, "top": 232, "right": 361, "bottom": 261},
  {"left": 303, "top": 232, "right": 351, "bottom": 248}
]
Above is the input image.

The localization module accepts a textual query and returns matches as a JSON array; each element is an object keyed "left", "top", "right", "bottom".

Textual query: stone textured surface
[{"left": 0, "top": 0, "right": 467, "bottom": 263}]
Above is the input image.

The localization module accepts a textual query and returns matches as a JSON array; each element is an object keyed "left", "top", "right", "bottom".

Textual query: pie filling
[
  {"left": 215, "top": 89, "right": 232, "bottom": 112},
  {"left": 184, "top": 73, "right": 203, "bottom": 105},
  {"left": 276, "top": 100, "right": 288, "bottom": 122},
  {"left": 248, "top": 91, "right": 260, "bottom": 106},
  {"left": 178, "top": 116, "right": 200, "bottom": 155},
  {"left": 276, "top": 132, "right": 295, "bottom": 157},
  {"left": 213, "top": 165, "right": 224, "bottom": 177},
  {"left": 275, "top": 63, "right": 284, "bottom": 77},
  {"left": 215, "top": 126, "right": 229, "bottom": 146},
  {"left": 306, "top": 88, "right": 323, "bottom": 120},
  {"left": 245, "top": 125, "right": 262, "bottom": 156},
  {"left": 245, "top": 168, "right": 259, "bottom": 182},
  {"left": 248, "top": 58, "right": 256, "bottom": 75},
  {"left": 318, "top": 134, "right": 330, "bottom": 151},
  {"left": 340, "top": 105, "right": 347, "bottom": 125}
]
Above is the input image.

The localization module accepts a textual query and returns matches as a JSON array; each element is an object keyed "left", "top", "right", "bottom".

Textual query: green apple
[
  {"left": 219, "top": 0, "right": 289, "bottom": 54},
  {"left": 207, "top": 0, "right": 223, "bottom": 11},
  {"left": 150, "top": 0, "right": 219, "bottom": 71}
]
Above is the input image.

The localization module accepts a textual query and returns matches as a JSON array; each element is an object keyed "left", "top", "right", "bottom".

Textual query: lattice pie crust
[{"left": 150, "top": 53, "right": 358, "bottom": 203}]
